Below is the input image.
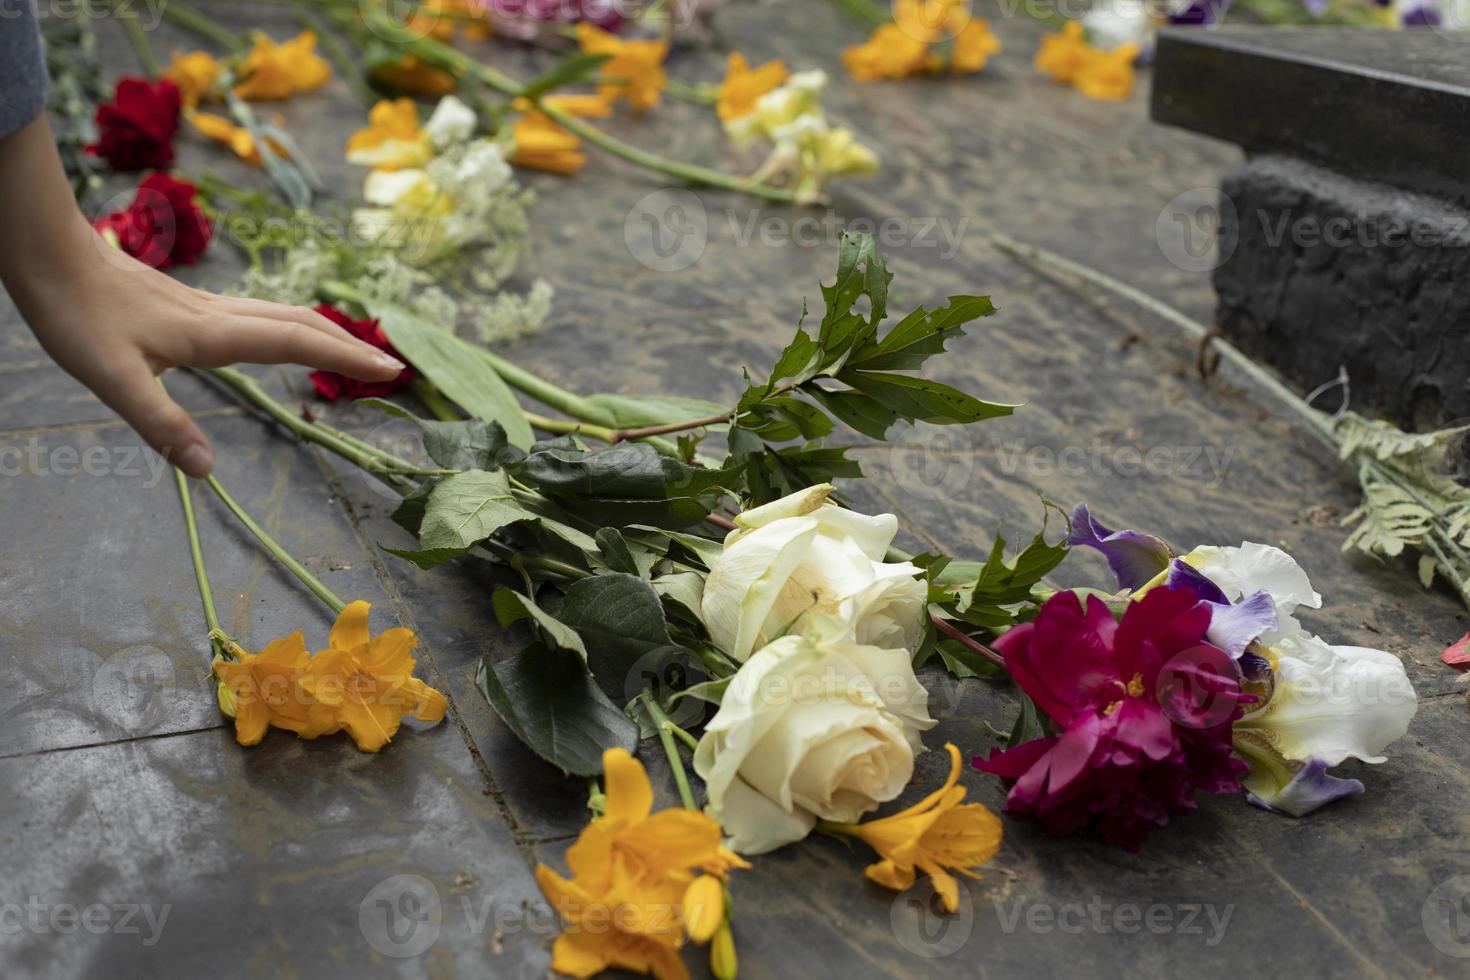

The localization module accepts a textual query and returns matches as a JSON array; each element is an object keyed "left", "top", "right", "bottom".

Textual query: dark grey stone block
[{"left": 1214, "top": 154, "right": 1470, "bottom": 428}]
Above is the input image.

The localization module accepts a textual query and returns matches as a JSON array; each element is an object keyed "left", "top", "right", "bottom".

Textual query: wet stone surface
[{"left": 1, "top": 4, "right": 1467, "bottom": 979}]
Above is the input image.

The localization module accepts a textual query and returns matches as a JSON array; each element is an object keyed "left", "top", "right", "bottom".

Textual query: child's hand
[
  {"left": 19, "top": 227, "right": 404, "bottom": 478},
  {"left": 0, "top": 115, "right": 403, "bottom": 479}
]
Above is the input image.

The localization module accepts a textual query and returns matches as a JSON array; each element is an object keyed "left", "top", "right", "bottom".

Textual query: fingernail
[
  {"left": 374, "top": 353, "right": 406, "bottom": 372},
  {"left": 177, "top": 443, "right": 213, "bottom": 478}
]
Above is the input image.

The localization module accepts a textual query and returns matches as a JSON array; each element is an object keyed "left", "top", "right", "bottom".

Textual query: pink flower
[{"left": 974, "top": 587, "right": 1249, "bottom": 850}]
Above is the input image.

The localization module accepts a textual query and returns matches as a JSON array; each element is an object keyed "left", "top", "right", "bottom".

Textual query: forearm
[{"left": 0, "top": 115, "right": 100, "bottom": 328}]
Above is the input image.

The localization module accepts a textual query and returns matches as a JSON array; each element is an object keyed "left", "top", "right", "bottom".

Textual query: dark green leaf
[
  {"left": 492, "top": 588, "right": 588, "bottom": 659},
  {"left": 1006, "top": 693, "right": 1045, "bottom": 748},
  {"left": 358, "top": 397, "right": 510, "bottom": 470},
  {"left": 475, "top": 647, "right": 638, "bottom": 776},
  {"left": 850, "top": 295, "right": 997, "bottom": 371},
  {"left": 555, "top": 573, "right": 682, "bottom": 691},
  {"left": 841, "top": 370, "right": 1016, "bottom": 426},
  {"left": 381, "top": 544, "right": 467, "bottom": 570}
]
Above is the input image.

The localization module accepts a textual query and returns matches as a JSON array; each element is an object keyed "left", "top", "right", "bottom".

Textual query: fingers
[
  {"left": 95, "top": 359, "right": 213, "bottom": 478},
  {"left": 204, "top": 296, "right": 405, "bottom": 382},
  {"left": 193, "top": 314, "right": 407, "bottom": 381}
]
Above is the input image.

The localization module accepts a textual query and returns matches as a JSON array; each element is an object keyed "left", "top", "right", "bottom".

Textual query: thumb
[{"left": 94, "top": 360, "right": 214, "bottom": 478}]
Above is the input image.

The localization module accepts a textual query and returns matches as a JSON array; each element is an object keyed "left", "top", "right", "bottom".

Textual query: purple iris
[
  {"left": 1168, "top": 0, "right": 1234, "bottom": 26},
  {"left": 1247, "top": 759, "right": 1365, "bottom": 816},
  {"left": 1068, "top": 504, "right": 1172, "bottom": 592}
]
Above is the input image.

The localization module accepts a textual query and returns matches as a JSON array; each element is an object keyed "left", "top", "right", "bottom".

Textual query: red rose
[
  {"left": 308, "top": 305, "right": 415, "bottom": 400},
  {"left": 94, "top": 173, "right": 212, "bottom": 270},
  {"left": 89, "top": 77, "right": 181, "bottom": 172}
]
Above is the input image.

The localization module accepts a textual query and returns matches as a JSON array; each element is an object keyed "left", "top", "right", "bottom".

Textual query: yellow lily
[
  {"left": 1073, "top": 42, "right": 1140, "bottom": 101},
  {"left": 164, "top": 50, "right": 221, "bottom": 108},
  {"left": 1034, "top": 21, "right": 1091, "bottom": 83},
  {"left": 716, "top": 52, "right": 789, "bottom": 123},
  {"left": 951, "top": 18, "right": 1002, "bottom": 74},
  {"left": 509, "top": 94, "right": 612, "bottom": 176},
  {"left": 233, "top": 30, "right": 332, "bottom": 101},
  {"left": 576, "top": 23, "right": 668, "bottom": 110},
  {"left": 299, "top": 601, "right": 448, "bottom": 753},
  {"left": 213, "top": 632, "right": 335, "bottom": 745},
  {"left": 842, "top": 23, "right": 937, "bottom": 81},
  {"left": 830, "top": 743, "right": 1002, "bottom": 913},
  {"left": 535, "top": 748, "right": 747, "bottom": 979},
  {"left": 346, "top": 98, "right": 432, "bottom": 171}
]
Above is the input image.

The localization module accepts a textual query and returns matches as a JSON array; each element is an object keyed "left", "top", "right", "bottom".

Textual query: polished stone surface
[{"left": 2, "top": 4, "right": 1467, "bottom": 979}]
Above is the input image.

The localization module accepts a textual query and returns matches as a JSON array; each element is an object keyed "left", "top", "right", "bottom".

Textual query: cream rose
[
  {"left": 693, "top": 624, "right": 936, "bottom": 854},
  {"left": 700, "top": 484, "right": 927, "bottom": 662}
]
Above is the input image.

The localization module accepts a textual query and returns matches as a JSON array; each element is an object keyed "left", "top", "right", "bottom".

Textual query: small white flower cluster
[{"left": 724, "top": 71, "right": 879, "bottom": 204}]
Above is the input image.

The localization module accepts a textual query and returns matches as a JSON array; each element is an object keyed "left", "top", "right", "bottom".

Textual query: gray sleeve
[{"left": 0, "top": 2, "right": 47, "bottom": 138}]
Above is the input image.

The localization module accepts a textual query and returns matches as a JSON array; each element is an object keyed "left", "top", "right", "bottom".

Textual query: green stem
[
  {"left": 174, "top": 467, "right": 244, "bottom": 664},
  {"left": 413, "top": 378, "right": 460, "bottom": 422},
  {"left": 826, "top": 0, "right": 890, "bottom": 28},
  {"left": 160, "top": 0, "right": 248, "bottom": 53},
  {"left": 204, "top": 474, "right": 348, "bottom": 614},
  {"left": 379, "top": 27, "right": 802, "bottom": 204},
  {"left": 644, "top": 690, "right": 697, "bottom": 810},
  {"left": 666, "top": 720, "right": 699, "bottom": 752},
  {"left": 664, "top": 78, "right": 718, "bottom": 106},
  {"left": 119, "top": 12, "right": 161, "bottom": 77}
]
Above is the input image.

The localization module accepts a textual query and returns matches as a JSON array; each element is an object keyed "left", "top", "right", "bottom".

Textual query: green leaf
[
  {"left": 391, "top": 477, "right": 439, "bottom": 535},
  {"left": 492, "top": 588, "right": 588, "bottom": 660},
  {"left": 1006, "top": 693, "right": 1045, "bottom": 748},
  {"left": 519, "top": 440, "right": 733, "bottom": 529},
  {"left": 380, "top": 544, "right": 468, "bottom": 570},
  {"left": 521, "top": 52, "right": 611, "bottom": 101},
  {"left": 475, "top": 647, "right": 638, "bottom": 776},
  {"left": 841, "top": 370, "right": 1016, "bottom": 426},
  {"left": 370, "top": 300, "right": 534, "bottom": 448},
  {"left": 595, "top": 528, "right": 655, "bottom": 578},
  {"left": 956, "top": 526, "right": 1070, "bottom": 609},
  {"left": 420, "top": 469, "right": 526, "bottom": 551},
  {"left": 850, "top": 295, "right": 998, "bottom": 371},
  {"left": 652, "top": 571, "right": 705, "bottom": 621},
  {"left": 358, "top": 398, "right": 509, "bottom": 470},
  {"left": 555, "top": 573, "right": 683, "bottom": 691},
  {"left": 807, "top": 388, "right": 899, "bottom": 440}
]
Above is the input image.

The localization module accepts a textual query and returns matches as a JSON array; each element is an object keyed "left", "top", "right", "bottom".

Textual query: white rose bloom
[
  {"left": 424, "top": 94, "right": 477, "bottom": 150},
  {"left": 693, "top": 624, "right": 935, "bottom": 853},
  {"left": 700, "top": 484, "right": 927, "bottom": 662}
]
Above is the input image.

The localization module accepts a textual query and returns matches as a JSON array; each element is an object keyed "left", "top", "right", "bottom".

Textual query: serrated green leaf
[
  {"left": 842, "top": 370, "right": 1016, "bottom": 425},
  {"left": 850, "top": 295, "right": 997, "bottom": 371},
  {"left": 359, "top": 397, "right": 510, "bottom": 470},
  {"left": 555, "top": 572, "right": 683, "bottom": 692}
]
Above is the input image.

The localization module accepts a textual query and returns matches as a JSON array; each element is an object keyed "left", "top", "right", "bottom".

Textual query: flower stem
[
  {"left": 160, "top": 0, "right": 248, "bottom": 53},
  {"left": 173, "top": 466, "right": 246, "bottom": 663},
  {"left": 614, "top": 411, "right": 730, "bottom": 442},
  {"left": 931, "top": 614, "right": 1006, "bottom": 668},
  {"left": 118, "top": 11, "right": 161, "bottom": 77},
  {"left": 644, "top": 690, "right": 698, "bottom": 810},
  {"left": 204, "top": 473, "right": 348, "bottom": 614},
  {"left": 825, "top": 0, "right": 890, "bottom": 28}
]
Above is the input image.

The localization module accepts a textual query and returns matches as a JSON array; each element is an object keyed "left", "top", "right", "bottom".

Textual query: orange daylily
[
  {"left": 832, "top": 743, "right": 1003, "bottom": 913},
  {"left": 346, "top": 98, "right": 432, "bottom": 171},
  {"left": 893, "top": 0, "right": 967, "bottom": 42},
  {"left": 576, "top": 23, "right": 668, "bottom": 110},
  {"left": 299, "top": 601, "right": 448, "bottom": 753},
  {"left": 1073, "top": 42, "right": 1140, "bottom": 101},
  {"left": 509, "top": 93, "right": 612, "bottom": 175},
  {"left": 951, "top": 18, "right": 1001, "bottom": 74},
  {"left": 535, "top": 748, "right": 747, "bottom": 980},
  {"left": 185, "top": 110, "right": 286, "bottom": 165},
  {"left": 1034, "top": 20, "right": 1091, "bottom": 84},
  {"left": 233, "top": 30, "right": 332, "bottom": 101},
  {"left": 716, "top": 52, "right": 789, "bottom": 123},
  {"left": 843, "top": 23, "right": 935, "bottom": 81},
  {"left": 411, "top": 0, "right": 492, "bottom": 41},
  {"left": 164, "top": 50, "right": 221, "bottom": 108},
  {"left": 370, "top": 54, "right": 459, "bottom": 97},
  {"left": 213, "top": 632, "right": 333, "bottom": 745}
]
